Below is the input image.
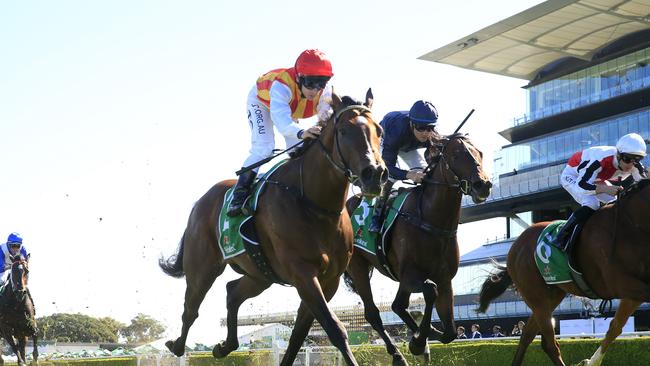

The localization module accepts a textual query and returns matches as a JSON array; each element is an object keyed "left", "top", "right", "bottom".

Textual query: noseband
[{"left": 317, "top": 105, "right": 373, "bottom": 186}]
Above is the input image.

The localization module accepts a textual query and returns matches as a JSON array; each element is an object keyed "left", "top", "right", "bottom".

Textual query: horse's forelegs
[
  {"left": 213, "top": 275, "right": 270, "bottom": 359},
  {"left": 294, "top": 275, "right": 358, "bottom": 366},
  {"left": 280, "top": 302, "right": 314, "bottom": 366},
  {"left": 347, "top": 261, "right": 407, "bottom": 366},
  {"left": 31, "top": 334, "right": 38, "bottom": 366},
  {"left": 433, "top": 281, "right": 456, "bottom": 344},
  {"left": 408, "top": 280, "right": 436, "bottom": 361},
  {"left": 580, "top": 298, "right": 641, "bottom": 366},
  {"left": 167, "top": 263, "right": 225, "bottom": 357},
  {"left": 538, "top": 315, "right": 565, "bottom": 366},
  {"left": 512, "top": 314, "right": 540, "bottom": 366},
  {"left": 17, "top": 336, "right": 27, "bottom": 364},
  {"left": 3, "top": 334, "right": 23, "bottom": 366},
  {"left": 391, "top": 288, "right": 418, "bottom": 332}
]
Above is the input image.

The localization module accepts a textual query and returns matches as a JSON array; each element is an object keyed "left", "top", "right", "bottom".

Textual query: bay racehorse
[
  {"left": 0, "top": 258, "right": 38, "bottom": 366},
  {"left": 159, "top": 90, "right": 387, "bottom": 366},
  {"left": 344, "top": 133, "right": 492, "bottom": 365},
  {"left": 477, "top": 179, "right": 650, "bottom": 366}
]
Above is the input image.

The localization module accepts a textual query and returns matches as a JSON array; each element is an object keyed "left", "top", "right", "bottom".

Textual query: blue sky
[{"left": 0, "top": 0, "right": 543, "bottom": 343}]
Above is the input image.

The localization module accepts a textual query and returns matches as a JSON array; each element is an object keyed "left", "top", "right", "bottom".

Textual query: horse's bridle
[
  {"left": 422, "top": 135, "right": 480, "bottom": 195},
  {"left": 317, "top": 104, "right": 373, "bottom": 186},
  {"left": 9, "top": 260, "right": 28, "bottom": 300}
]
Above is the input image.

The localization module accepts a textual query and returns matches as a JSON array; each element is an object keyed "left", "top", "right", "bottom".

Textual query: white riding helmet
[{"left": 616, "top": 133, "right": 647, "bottom": 157}]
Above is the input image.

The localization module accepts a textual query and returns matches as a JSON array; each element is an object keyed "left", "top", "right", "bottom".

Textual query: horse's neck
[
  {"left": 299, "top": 134, "right": 349, "bottom": 214},
  {"left": 421, "top": 173, "right": 462, "bottom": 228}
]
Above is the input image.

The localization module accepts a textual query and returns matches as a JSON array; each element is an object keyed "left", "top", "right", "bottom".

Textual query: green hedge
[
  {"left": 189, "top": 351, "right": 273, "bottom": 366},
  {"left": 352, "top": 337, "right": 650, "bottom": 366},
  {"left": 4, "top": 338, "right": 649, "bottom": 366},
  {"left": 6, "top": 357, "right": 137, "bottom": 366}
]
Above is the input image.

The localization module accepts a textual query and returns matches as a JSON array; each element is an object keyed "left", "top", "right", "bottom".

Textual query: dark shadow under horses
[
  {"left": 478, "top": 179, "right": 650, "bottom": 366},
  {"left": 344, "top": 133, "right": 492, "bottom": 366},
  {"left": 159, "top": 90, "right": 387, "bottom": 366},
  {"left": 0, "top": 258, "right": 38, "bottom": 366}
]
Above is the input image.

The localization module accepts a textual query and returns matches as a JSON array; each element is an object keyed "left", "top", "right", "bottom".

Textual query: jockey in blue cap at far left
[{"left": 0, "top": 232, "right": 30, "bottom": 282}]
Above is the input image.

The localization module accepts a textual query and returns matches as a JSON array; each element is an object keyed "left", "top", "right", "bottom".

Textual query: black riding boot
[
  {"left": 227, "top": 170, "right": 257, "bottom": 217},
  {"left": 554, "top": 206, "right": 595, "bottom": 251},
  {"left": 368, "top": 181, "right": 394, "bottom": 233}
]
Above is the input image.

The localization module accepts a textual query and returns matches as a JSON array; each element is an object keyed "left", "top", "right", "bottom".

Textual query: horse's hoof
[
  {"left": 165, "top": 340, "right": 184, "bottom": 357},
  {"left": 430, "top": 325, "right": 443, "bottom": 338},
  {"left": 439, "top": 331, "right": 456, "bottom": 344},
  {"left": 212, "top": 342, "right": 231, "bottom": 359},
  {"left": 392, "top": 352, "right": 409, "bottom": 366},
  {"left": 408, "top": 337, "right": 426, "bottom": 356}
]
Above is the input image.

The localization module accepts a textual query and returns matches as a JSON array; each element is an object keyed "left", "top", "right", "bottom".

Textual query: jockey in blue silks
[
  {"left": 0, "top": 232, "right": 30, "bottom": 282},
  {"left": 368, "top": 101, "right": 439, "bottom": 233}
]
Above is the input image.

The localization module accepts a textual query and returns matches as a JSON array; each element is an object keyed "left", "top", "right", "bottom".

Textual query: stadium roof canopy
[{"left": 419, "top": 0, "right": 650, "bottom": 80}]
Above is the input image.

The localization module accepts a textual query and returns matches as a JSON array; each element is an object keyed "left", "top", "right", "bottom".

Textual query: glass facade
[
  {"left": 513, "top": 47, "right": 650, "bottom": 126},
  {"left": 495, "top": 108, "right": 650, "bottom": 177},
  {"left": 452, "top": 261, "right": 505, "bottom": 296}
]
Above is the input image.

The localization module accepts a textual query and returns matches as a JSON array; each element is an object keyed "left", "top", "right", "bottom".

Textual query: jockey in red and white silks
[
  {"left": 554, "top": 133, "right": 647, "bottom": 249},
  {"left": 227, "top": 49, "right": 335, "bottom": 217},
  {"left": 561, "top": 145, "right": 646, "bottom": 210}
]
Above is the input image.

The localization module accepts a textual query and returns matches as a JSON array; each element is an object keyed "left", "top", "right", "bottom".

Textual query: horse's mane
[
  {"left": 617, "top": 178, "right": 650, "bottom": 202},
  {"left": 289, "top": 95, "right": 365, "bottom": 160}
]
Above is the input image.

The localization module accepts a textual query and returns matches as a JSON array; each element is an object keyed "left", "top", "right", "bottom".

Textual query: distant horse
[
  {"left": 344, "top": 133, "right": 492, "bottom": 365},
  {"left": 478, "top": 179, "right": 650, "bottom": 366},
  {"left": 0, "top": 258, "right": 38, "bottom": 366},
  {"left": 159, "top": 90, "right": 387, "bottom": 366}
]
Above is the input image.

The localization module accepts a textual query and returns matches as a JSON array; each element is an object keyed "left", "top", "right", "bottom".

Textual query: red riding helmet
[{"left": 295, "top": 49, "right": 334, "bottom": 77}]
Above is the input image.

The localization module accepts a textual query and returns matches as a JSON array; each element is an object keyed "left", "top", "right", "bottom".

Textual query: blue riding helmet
[
  {"left": 6, "top": 232, "right": 23, "bottom": 246},
  {"left": 408, "top": 100, "right": 438, "bottom": 125}
]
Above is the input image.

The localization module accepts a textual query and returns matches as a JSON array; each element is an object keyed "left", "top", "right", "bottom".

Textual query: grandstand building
[
  {"left": 422, "top": 0, "right": 650, "bottom": 334},
  {"left": 226, "top": 0, "right": 650, "bottom": 338}
]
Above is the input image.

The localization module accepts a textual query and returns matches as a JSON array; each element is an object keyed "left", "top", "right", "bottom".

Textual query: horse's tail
[
  {"left": 343, "top": 267, "right": 374, "bottom": 294},
  {"left": 159, "top": 233, "right": 186, "bottom": 278},
  {"left": 343, "top": 271, "right": 357, "bottom": 294},
  {"left": 476, "top": 263, "right": 512, "bottom": 313}
]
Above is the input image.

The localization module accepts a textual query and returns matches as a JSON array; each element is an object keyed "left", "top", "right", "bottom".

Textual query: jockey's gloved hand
[
  {"left": 299, "top": 125, "right": 322, "bottom": 140},
  {"left": 406, "top": 170, "right": 426, "bottom": 183},
  {"left": 595, "top": 184, "right": 623, "bottom": 196}
]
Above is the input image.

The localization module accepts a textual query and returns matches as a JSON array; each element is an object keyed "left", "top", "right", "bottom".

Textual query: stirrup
[
  {"left": 227, "top": 200, "right": 246, "bottom": 217},
  {"left": 368, "top": 217, "right": 382, "bottom": 233}
]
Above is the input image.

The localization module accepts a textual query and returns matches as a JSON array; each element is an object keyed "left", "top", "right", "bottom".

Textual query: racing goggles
[
  {"left": 300, "top": 76, "right": 329, "bottom": 91},
  {"left": 620, "top": 153, "right": 643, "bottom": 164},
  {"left": 413, "top": 124, "right": 436, "bottom": 132}
]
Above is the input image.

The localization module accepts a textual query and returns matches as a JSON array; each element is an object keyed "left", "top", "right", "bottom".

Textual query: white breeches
[
  {"left": 560, "top": 167, "right": 616, "bottom": 210},
  {"left": 389, "top": 148, "right": 427, "bottom": 182},
  {"left": 241, "top": 87, "right": 301, "bottom": 172}
]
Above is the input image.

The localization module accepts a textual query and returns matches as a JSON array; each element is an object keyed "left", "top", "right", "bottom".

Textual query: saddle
[{"left": 218, "top": 161, "right": 289, "bottom": 285}]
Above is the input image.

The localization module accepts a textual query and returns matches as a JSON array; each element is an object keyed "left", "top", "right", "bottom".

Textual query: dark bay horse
[
  {"left": 478, "top": 179, "right": 650, "bottom": 366},
  {"left": 344, "top": 134, "right": 492, "bottom": 366},
  {"left": 159, "top": 91, "right": 387, "bottom": 366},
  {"left": 0, "top": 259, "right": 38, "bottom": 366}
]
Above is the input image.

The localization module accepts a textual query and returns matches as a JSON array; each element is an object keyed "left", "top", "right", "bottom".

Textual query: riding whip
[
  {"left": 236, "top": 140, "right": 305, "bottom": 176},
  {"left": 453, "top": 109, "right": 475, "bottom": 134}
]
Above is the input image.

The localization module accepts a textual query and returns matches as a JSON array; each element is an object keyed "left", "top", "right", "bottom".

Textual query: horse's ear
[
  {"left": 331, "top": 90, "right": 342, "bottom": 109},
  {"left": 364, "top": 88, "right": 373, "bottom": 109}
]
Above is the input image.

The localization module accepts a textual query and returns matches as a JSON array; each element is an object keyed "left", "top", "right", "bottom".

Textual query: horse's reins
[
  {"left": 316, "top": 104, "right": 373, "bottom": 186},
  {"left": 266, "top": 104, "right": 375, "bottom": 218},
  {"left": 421, "top": 136, "right": 474, "bottom": 195}
]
